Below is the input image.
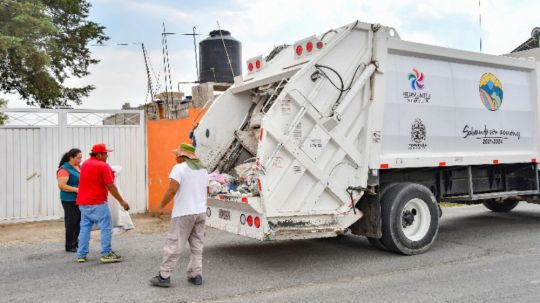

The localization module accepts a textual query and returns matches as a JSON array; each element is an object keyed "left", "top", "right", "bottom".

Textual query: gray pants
[{"left": 159, "top": 213, "right": 206, "bottom": 279}]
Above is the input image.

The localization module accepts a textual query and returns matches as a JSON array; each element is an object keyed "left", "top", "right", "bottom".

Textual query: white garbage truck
[{"left": 193, "top": 20, "right": 540, "bottom": 255}]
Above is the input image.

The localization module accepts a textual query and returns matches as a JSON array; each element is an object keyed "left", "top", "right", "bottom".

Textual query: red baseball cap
[{"left": 91, "top": 143, "right": 113, "bottom": 153}]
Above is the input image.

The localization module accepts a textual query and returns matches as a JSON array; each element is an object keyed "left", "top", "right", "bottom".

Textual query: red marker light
[
  {"left": 306, "top": 41, "right": 313, "bottom": 52},
  {"left": 247, "top": 215, "right": 253, "bottom": 226},
  {"left": 296, "top": 45, "right": 303, "bottom": 56},
  {"left": 254, "top": 217, "right": 261, "bottom": 228},
  {"left": 255, "top": 60, "right": 261, "bottom": 69},
  {"left": 316, "top": 41, "right": 324, "bottom": 49},
  {"left": 248, "top": 62, "right": 254, "bottom": 71}
]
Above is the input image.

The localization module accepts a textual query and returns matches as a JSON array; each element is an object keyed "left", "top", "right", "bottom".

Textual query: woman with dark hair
[{"left": 57, "top": 148, "right": 82, "bottom": 252}]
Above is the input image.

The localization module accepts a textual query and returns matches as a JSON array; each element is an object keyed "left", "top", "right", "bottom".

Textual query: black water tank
[{"left": 199, "top": 30, "right": 242, "bottom": 83}]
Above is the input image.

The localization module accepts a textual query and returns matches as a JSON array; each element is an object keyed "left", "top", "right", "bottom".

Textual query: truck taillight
[
  {"left": 240, "top": 214, "right": 246, "bottom": 225},
  {"left": 306, "top": 41, "right": 313, "bottom": 52},
  {"left": 254, "top": 217, "right": 261, "bottom": 228},
  {"left": 296, "top": 45, "right": 303, "bottom": 56},
  {"left": 247, "top": 215, "right": 253, "bottom": 226},
  {"left": 246, "top": 55, "right": 263, "bottom": 74},
  {"left": 294, "top": 35, "right": 322, "bottom": 59}
]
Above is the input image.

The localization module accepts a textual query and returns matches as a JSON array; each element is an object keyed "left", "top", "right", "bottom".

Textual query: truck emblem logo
[
  {"left": 408, "top": 68, "right": 424, "bottom": 91},
  {"left": 409, "top": 118, "right": 427, "bottom": 150},
  {"left": 479, "top": 73, "right": 503, "bottom": 111}
]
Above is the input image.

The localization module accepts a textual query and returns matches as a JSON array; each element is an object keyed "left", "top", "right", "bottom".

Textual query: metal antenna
[
  {"left": 141, "top": 43, "right": 155, "bottom": 102},
  {"left": 193, "top": 26, "right": 200, "bottom": 82},
  {"left": 163, "top": 23, "right": 174, "bottom": 111},
  {"left": 479, "top": 0, "right": 482, "bottom": 52},
  {"left": 161, "top": 23, "right": 170, "bottom": 104},
  {"left": 217, "top": 21, "right": 235, "bottom": 80}
]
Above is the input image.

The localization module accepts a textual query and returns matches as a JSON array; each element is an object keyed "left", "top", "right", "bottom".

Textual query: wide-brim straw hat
[{"left": 172, "top": 143, "right": 198, "bottom": 160}]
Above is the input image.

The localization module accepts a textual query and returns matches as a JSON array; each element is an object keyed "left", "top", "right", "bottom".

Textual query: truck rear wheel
[
  {"left": 483, "top": 199, "right": 519, "bottom": 212},
  {"left": 380, "top": 183, "right": 439, "bottom": 255}
]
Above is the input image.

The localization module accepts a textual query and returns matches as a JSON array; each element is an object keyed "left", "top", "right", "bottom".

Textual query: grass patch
[{"left": 438, "top": 202, "right": 466, "bottom": 208}]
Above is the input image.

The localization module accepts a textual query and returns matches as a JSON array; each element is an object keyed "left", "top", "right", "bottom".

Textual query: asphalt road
[{"left": 2, "top": 204, "right": 540, "bottom": 303}]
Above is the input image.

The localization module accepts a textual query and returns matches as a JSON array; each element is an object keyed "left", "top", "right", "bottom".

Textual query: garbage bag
[{"left": 108, "top": 165, "right": 135, "bottom": 235}]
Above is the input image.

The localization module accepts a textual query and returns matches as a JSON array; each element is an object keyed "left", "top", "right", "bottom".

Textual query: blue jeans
[{"left": 77, "top": 203, "right": 112, "bottom": 258}]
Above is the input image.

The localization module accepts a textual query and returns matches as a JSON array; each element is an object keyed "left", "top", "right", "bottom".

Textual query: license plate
[{"left": 218, "top": 209, "right": 231, "bottom": 220}]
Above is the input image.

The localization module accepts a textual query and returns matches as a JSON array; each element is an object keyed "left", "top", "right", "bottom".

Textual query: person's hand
[
  {"left": 156, "top": 207, "right": 165, "bottom": 220},
  {"left": 120, "top": 201, "right": 130, "bottom": 211}
]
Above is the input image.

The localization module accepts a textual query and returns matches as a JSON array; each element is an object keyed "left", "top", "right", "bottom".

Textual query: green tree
[
  {"left": 0, "top": 0, "right": 108, "bottom": 107},
  {"left": 0, "top": 98, "right": 7, "bottom": 125}
]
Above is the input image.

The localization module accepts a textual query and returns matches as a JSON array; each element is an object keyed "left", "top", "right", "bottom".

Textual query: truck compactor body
[{"left": 193, "top": 20, "right": 540, "bottom": 255}]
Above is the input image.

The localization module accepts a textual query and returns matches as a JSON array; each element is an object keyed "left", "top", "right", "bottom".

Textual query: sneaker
[
  {"left": 66, "top": 247, "right": 78, "bottom": 253},
  {"left": 187, "top": 275, "right": 202, "bottom": 286},
  {"left": 76, "top": 257, "right": 87, "bottom": 263},
  {"left": 100, "top": 251, "right": 122, "bottom": 263},
  {"left": 150, "top": 274, "right": 171, "bottom": 288}
]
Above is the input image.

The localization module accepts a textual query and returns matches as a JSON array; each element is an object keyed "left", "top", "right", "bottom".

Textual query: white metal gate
[{"left": 0, "top": 108, "right": 147, "bottom": 223}]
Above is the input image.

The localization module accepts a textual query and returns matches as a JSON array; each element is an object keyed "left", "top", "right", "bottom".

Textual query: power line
[
  {"left": 217, "top": 21, "right": 235, "bottom": 80},
  {"left": 193, "top": 26, "right": 200, "bottom": 82}
]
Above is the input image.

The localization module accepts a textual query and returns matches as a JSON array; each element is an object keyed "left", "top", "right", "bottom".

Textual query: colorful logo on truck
[
  {"left": 408, "top": 68, "right": 424, "bottom": 91},
  {"left": 479, "top": 73, "right": 503, "bottom": 111}
]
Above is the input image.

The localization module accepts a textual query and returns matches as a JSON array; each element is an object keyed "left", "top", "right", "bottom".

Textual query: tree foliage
[
  {"left": 0, "top": 0, "right": 108, "bottom": 107},
  {"left": 0, "top": 98, "right": 7, "bottom": 124}
]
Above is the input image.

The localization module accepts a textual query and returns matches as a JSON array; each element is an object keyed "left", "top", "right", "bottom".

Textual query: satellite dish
[{"left": 532, "top": 27, "right": 540, "bottom": 40}]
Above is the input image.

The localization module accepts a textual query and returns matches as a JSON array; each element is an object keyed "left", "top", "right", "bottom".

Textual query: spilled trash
[{"left": 208, "top": 160, "right": 259, "bottom": 197}]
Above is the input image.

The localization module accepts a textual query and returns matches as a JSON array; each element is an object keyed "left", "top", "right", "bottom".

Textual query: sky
[{"left": 3, "top": 0, "right": 540, "bottom": 109}]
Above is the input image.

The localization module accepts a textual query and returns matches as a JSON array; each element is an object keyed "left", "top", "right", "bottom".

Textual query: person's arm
[
  {"left": 157, "top": 179, "right": 180, "bottom": 219},
  {"left": 106, "top": 183, "right": 130, "bottom": 211},
  {"left": 102, "top": 164, "right": 129, "bottom": 210},
  {"left": 57, "top": 176, "right": 78, "bottom": 193}
]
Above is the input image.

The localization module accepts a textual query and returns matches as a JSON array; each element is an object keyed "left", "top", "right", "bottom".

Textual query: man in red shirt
[{"left": 76, "top": 143, "right": 130, "bottom": 264}]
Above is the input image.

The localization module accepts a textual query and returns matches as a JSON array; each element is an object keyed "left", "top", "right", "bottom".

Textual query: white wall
[{"left": 0, "top": 109, "right": 147, "bottom": 223}]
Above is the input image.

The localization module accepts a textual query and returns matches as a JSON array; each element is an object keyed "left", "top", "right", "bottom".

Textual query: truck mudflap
[{"left": 206, "top": 198, "right": 269, "bottom": 241}]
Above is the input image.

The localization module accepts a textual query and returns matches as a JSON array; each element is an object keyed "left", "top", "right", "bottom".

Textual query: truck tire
[
  {"left": 380, "top": 183, "right": 439, "bottom": 255},
  {"left": 483, "top": 199, "right": 519, "bottom": 212}
]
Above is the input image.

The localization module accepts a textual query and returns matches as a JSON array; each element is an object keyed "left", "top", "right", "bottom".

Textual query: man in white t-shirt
[{"left": 150, "top": 143, "right": 209, "bottom": 288}]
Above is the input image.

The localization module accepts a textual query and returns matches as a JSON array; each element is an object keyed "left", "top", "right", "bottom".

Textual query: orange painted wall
[{"left": 147, "top": 108, "right": 206, "bottom": 213}]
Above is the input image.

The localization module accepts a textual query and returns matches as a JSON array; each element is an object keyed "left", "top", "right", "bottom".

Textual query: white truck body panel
[
  {"left": 194, "top": 21, "right": 540, "bottom": 241},
  {"left": 381, "top": 51, "right": 537, "bottom": 169}
]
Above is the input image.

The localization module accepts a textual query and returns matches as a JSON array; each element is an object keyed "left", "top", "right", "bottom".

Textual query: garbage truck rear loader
[{"left": 193, "top": 21, "right": 540, "bottom": 255}]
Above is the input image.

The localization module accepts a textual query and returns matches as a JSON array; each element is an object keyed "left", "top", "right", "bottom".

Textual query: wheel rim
[{"left": 400, "top": 198, "right": 431, "bottom": 241}]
